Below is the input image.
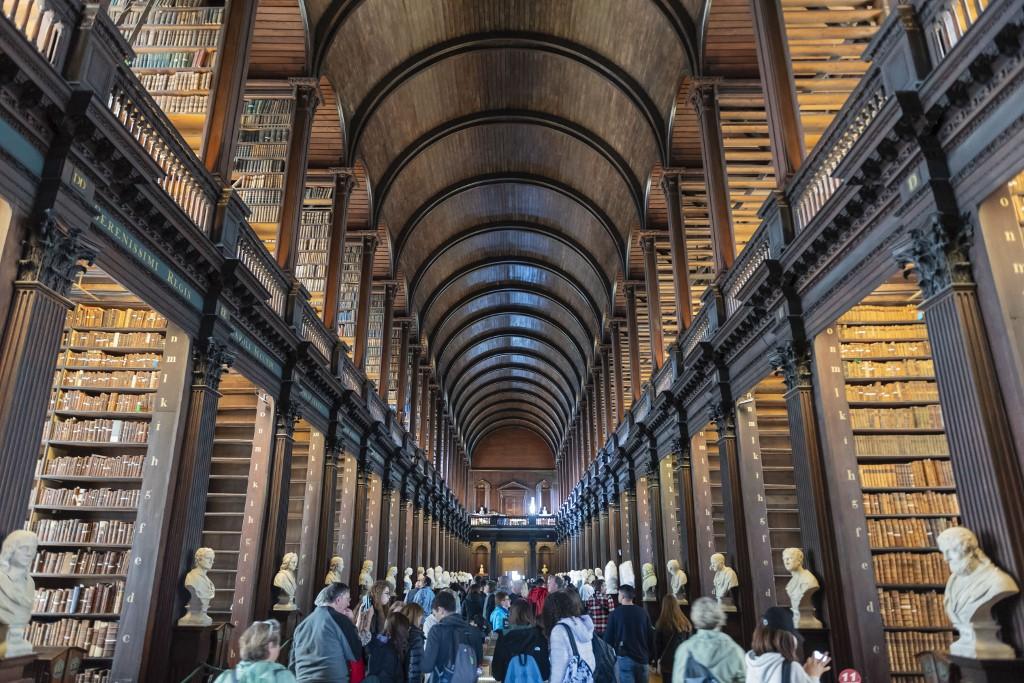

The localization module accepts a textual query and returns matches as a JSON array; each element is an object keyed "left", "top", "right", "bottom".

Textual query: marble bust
[
  {"left": 179, "top": 547, "right": 216, "bottom": 626},
  {"left": 405, "top": 567, "right": 414, "bottom": 592},
  {"left": 641, "top": 563, "right": 657, "bottom": 601},
  {"left": 783, "top": 548, "right": 822, "bottom": 628},
  {"left": 604, "top": 561, "right": 619, "bottom": 592},
  {"left": 434, "top": 566, "right": 444, "bottom": 588},
  {"left": 667, "top": 559, "right": 687, "bottom": 601},
  {"left": 273, "top": 552, "right": 298, "bottom": 611},
  {"left": 0, "top": 530, "right": 38, "bottom": 658},
  {"left": 385, "top": 566, "right": 398, "bottom": 592},
  {"left": 938, "top": 527, "right": 1020, "bottom": 659},
  {"left": 594, "top": 567, "right": 603, "bottom": 580},
  {"left": 325, "top": 556, "right": 344, "bottom": 585},
  {"left": 618, "top": 561, "right": 635, "bottom": 591},
  {"left": 710, "top": 553, "right": 739, "bottom": 608},
  {"left": 425, "top": 567, "right": 435, "bottom": 585},
  {"left": 358, "top": 560, "right": 374, "bottom": 592},
  {"left": 441, "top": 570, "right": 452, "bottom": 589}
]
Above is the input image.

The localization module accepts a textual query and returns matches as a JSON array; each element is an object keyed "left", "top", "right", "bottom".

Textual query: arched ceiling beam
[
  {"left": 464, "top": 400, "right": 562, "bottom": 447},
  {"left": 438, "top": 328, "right": 585, "bottom": 389},
  {"left": 454, "top": 377, "right": 570, "bottom": 429},
  {"left": 376, "top": 112, "right": 644, "bottom": 231},
  {"left": 446, "top": 348, "right": 578, "bottom": 405},
  {"left": 419, "top": 257, "right": 605, "bottom": 340},
  {"left": 406, "top": 221, "right": 612, "bottom": 305},
  {"left": 452, "top": 366, "right": 573, "bottom": 423},
  {"left": 425, "top": 284, "right": 601, "bottom": 347},
  {"left": 434, "top": 312, "right": 589, "bottom": 382},
  {"left": 452, "top": 361, "right": 572, "bottom": 412},
  {"left": 392, "top": 174, "right": 626, "bottom": 271},
  {"left": 341, "top": 33, "right": 666, "bottom": 166},
  {"left": 469, "top": 417, "right": 559, "bottom": 457}
]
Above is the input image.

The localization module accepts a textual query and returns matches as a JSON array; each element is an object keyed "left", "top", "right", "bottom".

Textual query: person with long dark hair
[
  {"left": 491, "top": 601, "right": 550, "bottom": 682},
  {"left": 653, "top": 594, "right": 692, "bottom": 676},
  {"left": 369, "top": 580, "right": 393, "bottom": 636},
  {"left": 398, "top": 602, "right": 426, "bottom": 683},
  {"left": 744, "top": 607, "right": 830, "bottom": 683},
  {"left": 367, "top": 611, "right": 412, "bottom": 683}
]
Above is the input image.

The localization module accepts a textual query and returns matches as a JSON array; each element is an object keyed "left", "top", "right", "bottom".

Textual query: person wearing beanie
[{"left": 743, "top": 606, "right": 831, "bottom": 683}]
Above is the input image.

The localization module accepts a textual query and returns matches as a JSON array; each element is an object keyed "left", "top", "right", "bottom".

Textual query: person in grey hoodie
[
  {"left": 671, "top": 598, "right": 745, "bottom": 683},
  {"left": 544, "top": 591, "right": 596, "bottom": 683},
  {"left": 743, "top": 607, "right": 830, "bottom": 683}
]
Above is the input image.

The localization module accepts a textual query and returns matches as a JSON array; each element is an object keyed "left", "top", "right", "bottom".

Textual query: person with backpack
[
  {"left": 490, "top": 601, "right": 550, "bottom": 683},
  {"left": 490, "top": 592, "right": 511, "bottom": 634},
  {"left": 214, "top": 620, "right": 296, "bottom": 683},
  {"left": 544, "top": 590, "right": 617, "bottom": 683},
  {"left": 602, "top": 585, "right": 654, "bottom": 683},
  {"left": 366, "top": 612, "right": 411, "bottom": 683},
  {"left": 671, "top": 598, "right": 745, "bottom": 683},
  {"left": 462, "top": 583, "right": 486, "bottom": 630},
  {"left": 397, "top": 602, "right": 425, "bottom": 683},
  {"left": 422, "top": 590, "right": 484, "bottom": 683},
  {"left": 744, "top": 607, "right": 830, "bottom": 683},
  {"left": 653, "top": 594, "right": 692, "bottom": 676}
]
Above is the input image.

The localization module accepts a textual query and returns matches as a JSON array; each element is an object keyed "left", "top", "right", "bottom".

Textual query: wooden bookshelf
[
  {"left": 337, "top": 241, "right": 363, "bottom": 347},
  {"left": 836, "top": 294, "right": 958, "bottom": 680},
  {"left": 25, "top": 303, "right": 170, "bottom": 679},
  {"left": 365, "top": 286, "right": 385, "bottom": 385},
  {"left": 702, "top": 425, "right": 727, "bottom": 558},
  {"left": 108, "top": 0, "right": 225, "bottom": 152},
  {"left": 232, "top": 87, "right": 295, "bottom": 252},
  {"left": 295, "top": 176, "right": 335, "bottom": 315},
  {"left": 285, "top": 423, "right": 312, "bottom": 560}
]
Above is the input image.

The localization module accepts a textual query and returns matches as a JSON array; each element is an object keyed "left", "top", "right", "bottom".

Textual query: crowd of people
[{"left": 220, "top": 570, "right": 832, "bottom": 683}]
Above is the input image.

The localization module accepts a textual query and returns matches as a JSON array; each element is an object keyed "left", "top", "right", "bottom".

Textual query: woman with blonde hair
[{"left": 214, "top": 620, "right": 295, "bottom": 682}]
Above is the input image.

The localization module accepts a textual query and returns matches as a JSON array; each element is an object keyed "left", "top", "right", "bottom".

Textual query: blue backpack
[
  {"left": 683, "top": 657, "right": 717, "bottom": 683},
  {"left": 505, "top": 654, "right": 543, "bottom": 683}
]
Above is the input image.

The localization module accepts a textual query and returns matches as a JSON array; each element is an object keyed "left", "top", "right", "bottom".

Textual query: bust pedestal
[
  {"left": 0, "top": 654, "right": 35, "bottom": 683},
  {"left": 168, "top": 623, "right": 233, "bottom": 683},
  {"left": 29, "top": 646, "right": 86, "bottom": 683}
]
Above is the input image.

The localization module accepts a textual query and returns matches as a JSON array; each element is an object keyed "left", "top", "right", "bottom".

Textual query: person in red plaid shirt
[{"left": 584, "top": 578, "right": 616, "bottom": 636}]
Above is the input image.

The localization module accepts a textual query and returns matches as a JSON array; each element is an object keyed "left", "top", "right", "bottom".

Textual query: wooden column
[
  {"left": 377, "top": 284, "right": 397, "bottom": 399},
  {"left": 200, "top": 0, "right": 258, "bottom": 179},
  {"left": 661, "top": 171, "right": 694, "bottom": 330},
  {"left": 315, "top": 439, "right": 342, "bottom": 589},
  {"left": 640, "top": 453, "right": 668, "bottom": 599},
  {"left": 423, "top": 504, "right": 434, "bottom": 567},
  {"left": 348, "top": 454, "right": 371, "bottom": 587},
  {"left": 427, "top": 387, "right": 437, "bottom": 461},
  {"left": 625, "top": 284, "right": 642, "bottom": 400},
  {"left": 411, "top": 496, "right": 423, "bottom": 569},
  {"left": 395, "top": 322, "right": 411, "bottom": 423},
  {"left": 748, "top": 0, "right": 805, "bottom": 182},
  {"left": 397, "top": 484, "right": 410, "bottom": 576},
  {"left": 621, "top": 481, "right": 641, "bottom": 574},
  {"left": 640, "top": 235, "right": 665, "bottom": 370},
  {"left": 275, "top": 78, "right": 321, "bottom": 273},
  {"left": 0, "top": 221, "right": 88, "bottom": 534},
  {"left": 770, "top": 341, "right": 855, "bottom": 668},
  {"left": 377, "top": 469, "right": 395, "bottom": 571},
  {"left": 691, "top": 81, "right": 736, "bottom": 273},
  {"left": 593, "top": 370, "right": 606, "bottom": 447},
  {"left": 711, "top": 403, "right": 757, "bottom": 640},
  {"left": 416, "top": 365, "right": 427, "bottom": 446},
  {"left": 902, "top": 216, "right": 1024, "bottom": 649},
  {"left": 689, "top": 430, "right": 718, "bottom": 604},
  {"left": 733, "top": 396, "right": 776, "bottom": 616},
  {"left": 255, "top": 402, "right": 299, "bottom": 618},
  {"left": 601, "top": 346, "right": 614, "bottom": 435},
  {"left": 673, "top": 438, "right": 702, "bottom": 598},
  {"left": 598, "top": 502, "right": 610, "bottom": 566},
  {"left": 323, "top": 170, "right": 357, "bottom": 330},
  {"left": 610, "top": 323, "right": 625, "bottom": 422},
  {"left": 352, "top": 235, "right": 379, "bottom": 370},
  {"left": 296, "top": 430, "right": 327, "bottom": 612}
]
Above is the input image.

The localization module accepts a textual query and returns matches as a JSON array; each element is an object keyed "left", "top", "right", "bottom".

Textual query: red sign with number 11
[{"left": 838, "top": 670, "right": 862, "bottom": 683}]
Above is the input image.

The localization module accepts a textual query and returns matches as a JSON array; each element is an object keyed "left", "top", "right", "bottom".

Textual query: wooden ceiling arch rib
[
  {"left": 456, "top": 380, "right": 571, "bottom": 430},
  {"left": 462, "top": 399, "right": 564, "bottom": 445},
  {"left": 444, "top": 335, "right": 585, "bottom": 395},
  {"left": 452, "top": 365, "right": 574, "bottom": 416},
  {"left": 446, "top": 348, "right": 579, "bottom": 407}
]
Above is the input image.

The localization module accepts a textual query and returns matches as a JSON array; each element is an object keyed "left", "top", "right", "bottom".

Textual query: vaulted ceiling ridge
[
  {"left": 446, "top": 349, "right": 578, "bottom": 405},
  {"left": 453, "top": 366, "right": 574, "bottom": 416},
  {"left": 458, "top": 382, "right": 570, "bottom": 430},
  {"left": 442, "top": 333, "right": 585, "bottom": 392},
  {"left": 463, "top": 399, "right": 563, "bottom": 445},
  {"left": 438, "top": 326, "right": 586, "bottom": 390}
]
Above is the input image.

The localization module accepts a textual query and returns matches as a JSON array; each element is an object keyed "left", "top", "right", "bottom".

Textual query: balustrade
[{"left": 3, "top": 0, "right": 77, "bottom": 67}]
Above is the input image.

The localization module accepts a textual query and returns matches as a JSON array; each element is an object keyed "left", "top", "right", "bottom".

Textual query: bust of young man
[
  {"left": 783, "top": 548, "right": 821, "bottom": 628},
  {"left": 274, "top": 553, "right": 298, "bottom": 611},
  {"left": 179, "top": 547, "right": 216, "bottom": 626},
  {"left": 710, "top": 553, "right": 738, "bottom": 608}
]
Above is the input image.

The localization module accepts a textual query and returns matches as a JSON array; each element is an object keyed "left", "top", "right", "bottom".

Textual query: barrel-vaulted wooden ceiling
[{"left": 295, "top": 0, "right": 702, "bottom": 459}]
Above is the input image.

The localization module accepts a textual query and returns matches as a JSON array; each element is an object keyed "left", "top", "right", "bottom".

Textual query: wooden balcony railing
[
  {"left": 235, "top": 221, "right": 289, "bottom": 316},
  {"left": 107, "top": 67, "right": 217, "bottom": 236},
  {"left": 299, "top": 299, "right": 333, "bottom": 362},
  {"left": 917, "top": 0, "right": 991, "bottom": 61},
  {"left": 3, "top": 0, "right": 78, "bottom": 68}
]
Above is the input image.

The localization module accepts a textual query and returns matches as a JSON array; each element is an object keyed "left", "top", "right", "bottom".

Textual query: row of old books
[
  {"left": 129, "top": 27, "right": 219, "bottom": 48},
  {"left": 878, "top": 589, "right": 951, "bottom": 628},
  {"left": 859, "top": 460, "right": 954, "bottom": 488},
  {"left": 840, "top": 340, "right": 932, "bottom": 358},
  {"left": 29, "top": 518, "right": 135, "bottom": 545},
  {"left": 32, "top": 550, "right": 129, "bottom": 576},
  {"left": 850, "top": 405, "right": 944, "bottom": 430},
  {"left": 132, "top": 49, "right": 213, "bottom": 70},
  {"left": 235, "top": 142, "right": 288, "bottom": 159},
  {"left": 58, "top": 370, "right": 159, "bottom": 390},
  {"left": 233, "top": 187, "right": 282, "bottom": 206},
  {"left": 69, "top": 307, "right": 166, "bottom": 329},
  {"left": 26, "top": 617, "right": 118, "bottom": 657},
  {"left": 845, "top": 380, "right": 940, "bottom": 403},
  {"left": 39, "top": 454, "right": 145, "bottom": 478},
  {"left": 115, "top": 6, "right": 223, "bottom": 27},
  {"left": 867, "top": 517, "right": 959, "bottom": 549},
  {"left": 44, "top": 418, "right": 149, "bottom": 444},
  {"left": 33, "top": 581, "right": 125, "bottom": 615},
  {"left": 840, "top": 324, "right": 928, "bottom": 341},
  {"left": 236, "top": 172, "right": 284, "bottom": 189},
  {"left": 53, "top": 390, "right": 154, "bottom": 414},
  {"left": 863, "top": 491, "right": 960, "bottom": 515},
  {"left": 138, "top": 70, "right": 213, "bottom": 93},
  {"left": 885, "top": 631, "right": 954, "bottom": 674},
  {"left": 64, "top": 330, "right": 164, "bottom": 350},
  {"left": 63, "top": 351, "right": 161, "bottom": 369},
  {"left": 873, "top": 552, "right": 950, "bottom": 586},
  {"left": 839, "top": 305, "right": 919, "bottom": 322},
  {"left": 233, "top": 158, "right": 286, "bottom": 174},
  {"left": 33, "top": 487, "right": 140, "bottom": 509},
  {"left": 844, "top": 358, "right": 935, "bottom": 378},
  {"left": 855, "top": 434, "right": 950, "bottom": 457}
]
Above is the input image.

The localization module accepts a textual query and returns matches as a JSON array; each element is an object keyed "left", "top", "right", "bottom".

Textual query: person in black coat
[
  {"left": 398, "top": 602, "right": 425, "bottom": 683},
  {"left": 367, "top": 612, "right": 410, "bottom": 683},
  {"left": 491, "top": 601, "right": 551, "bottom": 682},
  {"left": 462, "top": 583, "right": 486, "bottom": 630}
]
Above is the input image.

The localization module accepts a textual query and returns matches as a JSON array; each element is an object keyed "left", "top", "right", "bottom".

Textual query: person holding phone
[{"left": 743, "top": 607, "right": 830, "bottom": 683}]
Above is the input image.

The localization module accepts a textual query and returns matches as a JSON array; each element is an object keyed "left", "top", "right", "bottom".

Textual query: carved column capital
[
  {"left": 707, "top": 395, "right": 735, "bottom": 437},
  {"left": 639, "top": 234, "right": 658, "bottom": 254},
  {"left": 659, "top": 169, "right": 682, "bottom": 197},
  {"left": 768, "top": 341, "right": 813, "bottom": 390},
  {"left": 289, "top": 76, "right": 322, "bottom": 111},
  {"left": 18, "top": 213, "right": 96, "bottom": 296},
  {"left": 329, "top": 167, "right": 358, "bottom": 197},
  {"left": 277, "top": 400, "right": 300, "bottom": 437},
  {"left": 894, "top": 212, "right": 975, "bottom": 299},
  {"left": 362, "top": 233, "right": 380, "bottom": 253},
  {"left": 192, "top": 337, "right": 236, "bottom": 390}
]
